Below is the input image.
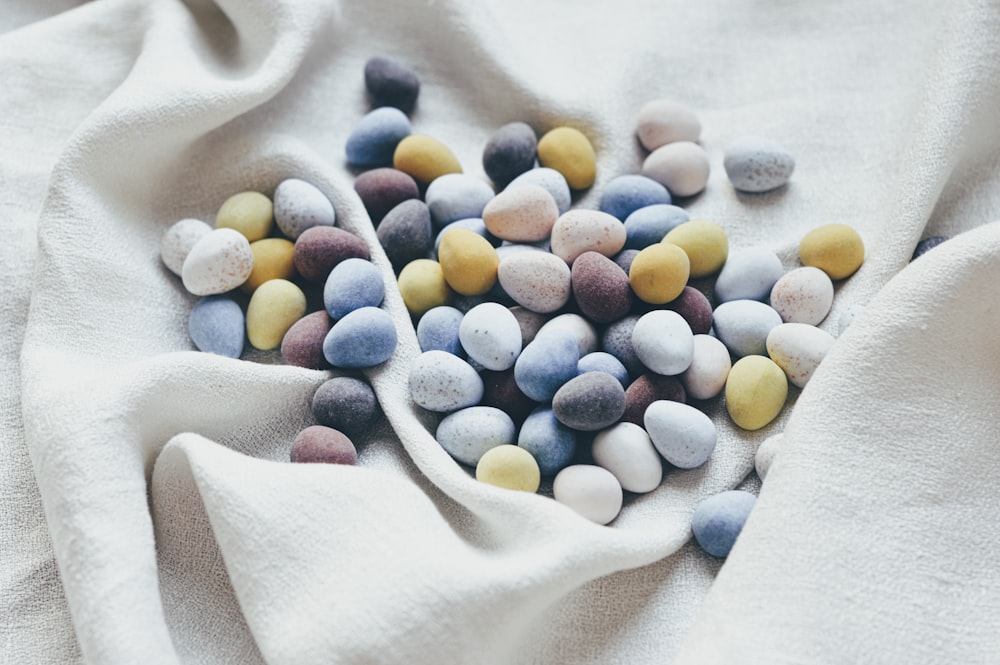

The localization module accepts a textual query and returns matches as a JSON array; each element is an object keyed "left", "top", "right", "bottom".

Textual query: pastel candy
[
  {"left": 631, "top": 310, "right": 694, "bottom": 375},
  {"left": 181, "top": 228, "right": 254, "bottom": 296},
  {"left": 293, "top": 226, "right": 370, "bottom": 283},
  {"left": 636, "top": 99, "right": 701, "bottom": 151},
  {"left": 482, "top": 184, "right": 559, "bottom": 242},
  {"left": 346, "top": 107, "right": 412, "bottom": 167},
  {"left": 550, "top": 210, "right": 627, "bottom": 264},
  {"left": 437, "top": 406, "right": 516, "bottom": 467},
  {"left": 510, "top": 306, "right": 548, "bottom": 346},
  {"left": 483, "top": 122, "right": 537, "bottom": 187},
  {"left": 629, "top": 242, "right": 690, "bottom": 304},
  {"left": 438, "top": 228, "right": 500, "bottom": 296},
  {"left": 766, "top": 322, "right": 836, "bottom": 388},
  {"left": 663, "top": 219, "right": 729, "bottom": 278},
  {"left": 398, "top": 259, "right": 452, "bottom": 317},
  {"left": 769, "top": 266, "right": 834, "bottom": 325},
  {"left": 416, "top": 306, "right": 465, "bottom": 355},
  {"left": 536, "top": 313, "right": 598, "bottom": 356},
  {"left": 912, "top": 235, "right": 948, "bottom": 260},
  {"left": 552, "top": 372, "right": 626, "bottom": 432},
  {"left": 290, "top": 426, "right": 357, "bottom": 466},
  {"left": 723, "top": 137, "right": 795, "bottom": 193},
  {"left": 592, "top": 422, "right": 663, "bottom": 493},
  {"left": 435, "top": 218, "right": 499, "bottom": 254},
  {"left": 691, "top": 490, "right": 756, "bottom": 557},
  {"left": 476, "top": 445, "right": 540, "bottom": 493},
  {"left": 537, "top": 126, "right": 597, "bottom": 190},
  {"left": 600, "top": 315, "right": 644, "bottom": 378},
  {"left": 425, "top": 173, "right": 495, "bottom": 228},
  {"left": 280, "top": 310, "right": 332, "bottom": 369},
  {"left": 598, "top": 174, "right": 672, "bottom": 221},
  {"left": 644, "top": 400, "right": 716, "bottom": 468},
  {"left": 725, "top": 355, "right": 788, "bottom": 430},
  {"left": 322, "top": 307, "right": 397, "bottom": 368},
  {"left": 324, "top": 257, "right": 384, "bottom": 319},
  {"left": 798, "top": 223, "right": 865, "bottom": 280},
  {"left": 409, "top": 350, "right": 483, "bottom": 412},
  {"left": 354, "top": 168, "right": 419, "bottom": 225},
  {"left": 273, "top": 178, "right": 335, "bottom": 239},
  {"left": 577, "top": 352, "right": 629, "bottom": 388},
  {"left": 755, "top": 432, "right": 784, "bottom": 481},
  {"left": 507, "top": 167, "right": 571, "bottom": 214},
  {"left": 364, "top": 55, "right": 420, "bottom": 112},
  {"left": 245, "top": 279, "right": 307, "bottom": 351},
  {"left": 680, "top": 334, "right": 732, "bottom": 400},
  {"left": 514, "top": 328, "right": 580, "bottom": 402},
  {"left": 458, "top": 302, "right": 521, "bottom": 371},
  {"left": 215, "top": 191, "right": 273, "bottom": 242},
  {"left": 188, "top": 296, "right": 244, "bottom": 359},
  {"left": 518, "top": 406, "right": 577, "bottom": 476},
  {"left": 553, "top": 465, "right": 623, "bottom": 525},
  {"left": 641, "top": 141, "right": 710, "bottom": 197},
  {"left": 480, "top": 368, "right": 538, "bottom": 427},
  {"left": 622, "top": 373, "right": 685, "bottom": 425},
  {"left": 613, "top": 249, "right": 640, "bottom": 274},
  {"left": 713, "top": 299, "right": 783, "bottom": 358},
  {"left": 393, "top": 135, "right": 462, "bottom": 185},
  {"left": 623, "top": 204, "right": 689, "bottom": 250},
  {"left": 714, "top": 247, "right": 784, "bottom": 303},
  {"left": 497, "top": 251, "right": 571, "bottom": 313},
  {"left": 837, "top": 303, "right": 864, "bottom": 336},
  {"left": 161, "top": 218, "right": 212, "bottom": 276},
  {"left": 312, "top": 376, "right": 378, "bottom": 438},
  {"left": 571, "top": 251, "right": 633, "bottom": 324},
  {"left": 244, "top": 238, "right": 296, "bottom": 293},
  {"left": 664, "top": 286, "right": 713, "bottom": 335},
  {"left": 377, "top": 199, "right": 433, "bottom": 271}
]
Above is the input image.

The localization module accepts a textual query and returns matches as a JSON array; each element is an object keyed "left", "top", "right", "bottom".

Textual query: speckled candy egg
[
  {"left": 623, "top": 204, "right": 690, "bottom": 250},
  {"left": 514, "top": 328, "right": 580, "bottom": 402},
  {"left": 497, "top": 251, "right": 571, "bottom": 313},
  {"left": 354, "top": 167, "right": 420, "bottom": 225},
  {"left": 293, "top": 226, "right": 370, "bottom": 283},
  {"left": 324, "top": 258, "right": 385, "bottom": 319},
  {"left": 552, "top": 372, "right": 626, "bottom": 432},
  {"left": 506, "top": 167, "right": 571, "bottom": 215},
  {"left": 769, "top": 266, "right": 834, "bottom": 325},
  {"left": 181, "top": 228, "right": 254, "bottom": 296},
  {"left": 409, "top": 350, "right": 484, "bottom": 412},
  {"left": 322, "top": 307, "right": 397, "bottom": 368},
  {"left": 458, "top": 302, "right": 522, "bottom": 371},
  {"left": 161, "top": 218, "right": 212, "bottom": 276},
  {"left": 641, "top": 141, "right": 710, "bottom": 197},
  {"left": 644, "top": 400, "right": 716, "bottom": 468},
  {"left": 631, "top": 310, "right": 694, "bottom": 376},
  {"left": 482, "top": 184, "right": 559, "bottom": 242},
  {"left": 536, "top": 313, "right": 599, "bottom": 356},
  {"left": 425, "top": 173, "right": 495, "bottom": 228},
  {"left": 377, "top": 199, "right": 433, "bottom": 271},
  {"left": 724, "top": 137, "right": 795, "bottom": 193},
  {"left": 680, "top": 334, "right": 731, "bottom": 400},
  {"left": 436, "top": 406, "right": 516, "bottom": 467},
  {"left": 766, "top": 322, "right": 836, "bottom": 388},
  {"left": 598, "top": 174, "right": 672, "bottom": 221},
  {"left": 755, "top": 432, "right": 783, "bottom": 481},
  {"left": 571, "top": 252, "right": 633, "bottom": 324},
  {"left": 691, "top": 490, "right": 757, "bottom": 557},
  {"left": 312, "top": 376, "right": 378, "bottom": 438},
  {"left": 635, "top": 99, "right": 701, "bottom": 151},
  {"left": 273, "top": 178, "right": 336, "bottom": 240},
  {"left": 714, "top": 246, "right": 784, "bottom": 303},
  {"left": 188, "top": 296, "right": 244, "bottom": 359},
  {"left": 290, "top": 426, "right": 358, "bottom": 466},
  {"left": 518, "top": 407, "right": 577, "bottom": 476},
  {"left": 280, "top": 310, "right": 332, "bottom": 369},
  {"left": 550, "top": 209, "right": 627, "bottom": 264},
  {"left": 346, "top": 107, "right": 413, "bottom": 167},
  {"left": 713, "top": 299, "right": 783, "bottom": 358}
]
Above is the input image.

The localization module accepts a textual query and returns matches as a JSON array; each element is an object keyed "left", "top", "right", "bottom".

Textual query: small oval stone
[
  {"left": 577, "top": 352, "right": 629, "bottom": 388},
  {"left": 622, "top": 373, "right": 686, "bottom": 425},
  {"left": 613, "top": 249, "right": 641, "bottom": 274},
  {"left": 591, "top": 422, "right": 663, "bottom": 493},
  {"left": 553, "top": 465, "right": 623, "bottom": 525},
  {"left": 769, "top": 266, "right": 834, "bottom": 325},
  {"left": 623, "top": 204, "right": 689, "bottom": 250},
  {"left": 713, "top": 299, "right": 783, "bottom": 358},
  {"left": 644, "top": 400, "right": 717, "bottom": 468},
  {"left": 629, "top": 242, "right": 690, "bottom": 304},
  {"left": 600, "top": 315, "right": 644, "bottom": 378},
  {"left": 724, "top": 136, "right": 795, "bottom": 193},
  {"left": 438, "top": 228, "right": 500, "bottom": 296},
  {"left": 631, "top": 310, "right": 694, "bottom": 375},
  {"left": 755, "top": 432, "right": 783, "bottom": 481},
  {"left": 571, "top": 251, "right": 633, "bottom": 324},
  {"left": 691, "top": 490, "right": 756, "bottom": 557},
  {"left": 725, "top": 355, "right": 788, "bottom": 430},
  {"left": 416, "top": 305, "right": 464, "bottom": 355},
  {"left": 215, "top": 191, "right": 273, "bottom": 242},
  {"left": 458, "top": 302, "right": 521, "bottom": 371},
  {"left": 393, "top": 135, "right": 462, "bottom": 185},
  {"left": 798, "top": 223, "right": 865, "bottom": 280},
  {"left": 476, "top": 445, "right": 540, "bottom": 493},
  {"left": 354, "top": 168, "right": 420, "bottom": 226},
  {"left": 293, "top": 226, "right": 371, "bottom": 283},
  {"left": 246, "top": 279, "right": 307, "bottom": 350},
  {"left": 536, "top": 313, "right": 598, "bottom": 356},
  {"left": 766, "top": 322, "right": 836, "bottom": 388},
  {"left": 514, "top": 328, "right": 580, "bottom": 402},
  {"left": 188, "top": 296, "right": 244, "bottom": 359},
  {"left": 663, "top": 219, "right": 728, "bottom": 278},
  {"left": 680, "top": 334, "right": 731, "bottom": 400},
  {"left": 537, "top": 126, "right": 597, "bottom": 190},
  {"left": 510, "top": 306, "right": 548, "bottom": 346},
  {"left": 161, "top": 218, "right": 212, "bottom": 276},
  {"left": 398, "top": 259, "right": 452, "bottom": 317},
  {"left": 480, "top": 368, "right": 537, "bottom": 427},
  {"left": 635, "top": 99, "right": 701, "bottom": 151},
  {"left": 324, "top": 257, "right": 384, "bottom": 319},
  {"left": 409, "top": 350, "right": 483, "bottom": 412},
  {"left": 273, "top": 178, "right": 335, "bottom": 239},
  {"left": 912, "top": 235, "right": 949, "bottom": 260},
  {"left": 323, "top": 307, "right": 397, "bottom": 368},
  {"left": 181, "top": 228, "right": 254, "bottom": 296},
  {"left": 663, "top": 286, "right": 713, "bottom": 335},
  {"left": 312, "top": 376, "right": 378, "bottom": 438},
  {"left": 377, "top": 199, "right": 433, "bottom": 271},
  {"left": 437, "top": 406, "right": 516, "bottom": 467},
  {"left": 483, "top": 121, "right": 537, "bottom": 187},
  {"left": 506, "top": 167, "right": 571, "bottom": 215},
  {"left": 244, "top": 238, "right": 296, "bottom": 293},
  {"left": 552, "top": 372, "right": 626, "bottom": 432},
  {"left": 364, "top": 55, "right": 420, "bottom": 112},
  {"left": 280, "top": 310, "right": 332, "bottom": 369},
  {"left": 714, "top": 246, "right": 784, "bottom": 303},
  {"left": 290, "top": 426, "right": 357, "bottom": 465},
  {"left": 434, "top": 218, "right": 499, "bottom": 254},
  {"left": 518, "top": 406, "right": 577, "bottom": 476},
  {"left": 598, "top": 174, "right": 672, "bottom": 221},
  {"left": 641, "top": 141, "right": 710, "bottom": 197},
  {"left": 497, "top": 251, "right": 571, "bottom": 313},
  {"left": 346, "top": 107, "right": 412, "bottom": 167},
  {"left": 425, "top": 173, "right": 495, "bottom": 228},
  {"left": 550, "top": 209, "right": 627, "bottom": 264},
  {"left": 483, "top": 184, "right": 559, "bottom": 242}
]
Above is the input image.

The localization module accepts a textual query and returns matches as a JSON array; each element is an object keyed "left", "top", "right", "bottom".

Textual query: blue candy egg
[
  {"left": 425, "top": 174, "right": 495, "bottom": 228},
  {"left": 623, "top": 204, "right": 689, "bottom": 250},
  {"left": 514, "top": 329, "right": 579, "bottom": 402},
  {"left": 599, "top": 174, "right": 672, "bottom": 221},
  {"left": 577, "top": 352, "right": 629, "bottom": 388},
  {"left": 324, "top": 258, "right": 385, "bottom": 319},
  {"left": 322, "top": 307, "right": 397, "bottom": 368},
  {"left": 188, "top": 296, "right": 244, "bottom": 359},
  {"left": 345, "top": 107, "right": 412, "bottom": 167},
  {"left": 416, "top": 306, "right": 465, "bottom": 355},
  {"left": 691, "top": 490, "right": 757, "bottom": 557},
  {"left": 518, "top": 407, "right": 577, "bottom": 476}
]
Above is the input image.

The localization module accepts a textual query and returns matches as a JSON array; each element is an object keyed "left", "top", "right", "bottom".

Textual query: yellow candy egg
[
  {"left": 215, "top": 191, "right": 273, "bottom": 242},
  {"left": 798, "top": 223, "right": 865, "bottom": 280},
  {"left": 663, "top": 219, "right": 729, "bottom": 278},
  {"left": 724, "top": 355, "right": 788, "bottom": 430},
  {"left": 398, "top": 259, "right": 452, "bottom": 317},
  {"left": 246, "top": 278, "right": 307, "bottom": 351},
  {"left": 537, "top": 126, "right": 597, "bottom": 190},
  {"left": 437, "top": 228, "right": 500, "bottom": 296},
  {"left": 393, "top": 135, "right": 462, "bottom": 185},
  {"left": 243, "top": 238, "right": 296, "bottom": 293},
  {"left": 628, "top": 242, "right": 691, "bottom": 304},
  {"left": 475, "top": 445, "right": 541, "bottom": 492}
]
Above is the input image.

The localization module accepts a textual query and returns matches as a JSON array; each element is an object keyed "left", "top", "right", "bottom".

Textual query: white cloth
[{"left": 4, "top": 0, "right": 1000, "bottom": 663}]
